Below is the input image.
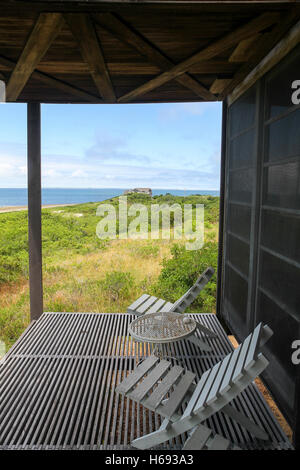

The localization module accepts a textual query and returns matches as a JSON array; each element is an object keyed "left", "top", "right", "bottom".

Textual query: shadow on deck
[{"left": 0, "top": 313, "right": 293, "bottom": 450}]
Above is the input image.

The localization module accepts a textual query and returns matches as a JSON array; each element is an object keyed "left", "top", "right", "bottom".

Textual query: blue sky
[{"left": 0, "top": 101, "right": 222, "bottom": 190}]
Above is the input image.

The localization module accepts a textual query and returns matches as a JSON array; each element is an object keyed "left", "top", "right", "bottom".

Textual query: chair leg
[
  {"left": 132, "top": 425, "right": 173, "bottom": 450},
  {"left": 195, "top": 321, "right": 218, "bottom": 338},
  {"left": 159, "top": 417, "right": 171, "bottom": 431},
  {"left": 222, "top": 403, "right": 269, "bottom": 440},
  {"left": 187, "top": 334, "right": 212, "bottom": 352},
  {"left": 132, "top": 415, "right": 202, "bottom": 450}
]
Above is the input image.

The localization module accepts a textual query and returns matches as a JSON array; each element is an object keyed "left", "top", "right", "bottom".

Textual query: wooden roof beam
[
  {"left": 94, "top": 13, "right": 216, "bottom": 101},
  {"left": 229, "top": 35, "right": 262, "bottom": 63},
  {"left": 210, "top": 78, "right": 232, "bottom": 95},
  {"left": 0, "top": 55, "right": 103, "bottom": 103},
  {"left": 65, "top": 14, "right": 116, "bottom": 103},
  {"left": 6, "top": 13, "right": 64, "bottom": 101},
  {"left": 117, "top": 11, "right": 280, "bottom": 103},
  {"left": 220, "top": 8, "right": 300, "bottom": 100}
]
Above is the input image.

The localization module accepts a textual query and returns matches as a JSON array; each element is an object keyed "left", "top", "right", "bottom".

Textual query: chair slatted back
[
  {"left": 182, "top": 369, "right": 211, "bottom": 418},
  {"left": 218, "top": 345, "right": 242, "bottom": 395},
  {"left": 195, "top": 361, "right": 222, "bottom": 411},
  {"left": 191, "top": 323, "right": 271, "bottom": 415},
  {"left": 206, "top": 353, "right": 232, "bottom": 405},
  {"left": 245, "top": 323, "right": 264, "bottom": 370},
  {"left": 184, "top": 337, "right": 253, "bottom": 416},
  {"left": 232, "top": 333, "right": 253, "bottom": 382},
  {"left": 172, "top": 267, "right": 214, "bottom": 313}
]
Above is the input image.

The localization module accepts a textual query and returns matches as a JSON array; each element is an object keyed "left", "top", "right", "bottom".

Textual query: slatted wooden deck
[{"left": 0, "top": 313, "right": 293, "bottom": 450}]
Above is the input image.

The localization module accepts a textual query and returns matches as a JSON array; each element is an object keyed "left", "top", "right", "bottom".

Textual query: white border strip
[{"left": 0, "top": 80, "right": 5, "bottom": 102}]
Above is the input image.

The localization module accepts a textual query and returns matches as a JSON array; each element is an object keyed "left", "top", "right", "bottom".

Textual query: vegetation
[
  {"left": 0, "top": 194, "right": 219, "bottom": 352},
  {"left": 153, "top": 242, "right": 218, "bottom": 313}
]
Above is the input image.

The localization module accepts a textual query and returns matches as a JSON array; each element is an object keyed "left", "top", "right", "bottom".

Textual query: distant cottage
[{"left": 123, "top": 188, "right": 152, "bottom": 196}]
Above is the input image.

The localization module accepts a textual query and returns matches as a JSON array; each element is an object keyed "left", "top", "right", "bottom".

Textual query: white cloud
[
  {"left": 0, "top": 155, "right": 28, "bottom": 180},
  {"left": 85, "top": 132, "right": 150, "bottom": 165},
  {"left": 18, "top": 165, "right": 27, "bottom": 175},
  {"left": 0, "top": 144, "right": 220, "bottom": 190},
  {"left": 70, "top": 169, "right": 89, "bottom": 178},
  {"left": 0, "top": 106, "right": 221, "bottom": 191}
]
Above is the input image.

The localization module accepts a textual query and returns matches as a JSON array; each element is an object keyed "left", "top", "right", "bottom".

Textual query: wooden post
[
  {"left": 216, "top": 100, "right": 227, "bottom": 320},
  {"left": 27, "top": 102, "right": 43, "bottom": 321}
]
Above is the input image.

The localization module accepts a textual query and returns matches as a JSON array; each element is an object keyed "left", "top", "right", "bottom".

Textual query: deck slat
[{"left": 0, "top": 313, "right": 293, "bottom": 450}]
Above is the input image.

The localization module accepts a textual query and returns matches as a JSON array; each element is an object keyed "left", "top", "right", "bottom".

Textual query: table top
[{"left": 128, "top": 311, "right": 197, "bottom": 344}]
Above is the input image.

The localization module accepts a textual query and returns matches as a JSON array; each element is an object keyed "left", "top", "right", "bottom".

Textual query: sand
[{"left": 0, "top": 203, "right": 78, "bottom": 213}]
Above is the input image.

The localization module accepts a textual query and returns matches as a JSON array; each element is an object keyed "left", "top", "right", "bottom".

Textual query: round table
[{"left": 129, "top": 311, "right": 197, "bottom": 345}]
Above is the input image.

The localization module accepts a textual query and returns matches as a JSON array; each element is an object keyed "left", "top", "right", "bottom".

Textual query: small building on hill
[{"left": 123, "top": 188, "right": 152, "bottom": 196}]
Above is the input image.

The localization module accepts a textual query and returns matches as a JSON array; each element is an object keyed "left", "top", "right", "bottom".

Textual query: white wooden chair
[
  {"left": 127, "top": 267, "right": 214, "bottom": 316},
  {"left": 179, "top": 423, "right": 241, "bottom": 450},
  {"left": 116, "top": 322, "right": 273, "bottom": 450}
]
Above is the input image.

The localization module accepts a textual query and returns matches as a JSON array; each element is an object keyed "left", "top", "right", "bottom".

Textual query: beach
[{"left": 0, "top": 203, "right": 78, "bottom": 213}]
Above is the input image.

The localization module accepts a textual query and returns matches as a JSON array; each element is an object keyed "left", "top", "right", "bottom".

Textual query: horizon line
[{"left": 0, "top": 186, "right": 220, "bottom": 191}]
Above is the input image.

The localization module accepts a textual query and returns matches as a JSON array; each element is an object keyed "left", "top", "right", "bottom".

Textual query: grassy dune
[{"left": 0, "top": 194, "right": 219, "bottom": 352}]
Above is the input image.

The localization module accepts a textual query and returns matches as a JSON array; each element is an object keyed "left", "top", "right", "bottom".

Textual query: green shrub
[
  {"left": 0, "top": 253, "right": 28, "bottom": 283},
  {"left": 102, "top": 271, "right": 135, "bottom": 302},
  {"left": 151, "top": 241, "right": 218, "bottom": 313}
]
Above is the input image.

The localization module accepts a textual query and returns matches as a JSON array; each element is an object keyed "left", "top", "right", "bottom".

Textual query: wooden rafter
[
  {"left": 228, "top": 18, "right": 300, "bottom": 105},
  {"left": 17, "top": 60, "right": 238, "bottom": 76},
  {"left": 117, "top": 12, "right": 280, "bottom": 103},
  {"left": 6, "top": 13, "right": 64, "bottom": 101},
  {"left": 65, "top": 13, "right": 116, "bottom": 103},
  {"left": 229, "top": 35, "right": 262, "bottom": 63},
  {"left": 219, "top": 8, "right": 300, "bottom": 100},
  {"left": 210, "top": 78, "right": 232, "bottom": 95},
  {"left": 0, "top": 55, "right": 103, "bottom": 103},
  {"left": 94, "top": 13, "right": 216, "bottom": 101}
]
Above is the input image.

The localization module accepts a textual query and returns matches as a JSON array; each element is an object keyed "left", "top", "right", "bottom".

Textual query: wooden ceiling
[{"left": 0, "top": 1, "right": 299, "bottom": 103}]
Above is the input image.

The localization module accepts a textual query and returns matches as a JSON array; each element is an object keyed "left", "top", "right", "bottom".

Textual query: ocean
[{"left": 0, "top": 188, "right": 220, "bottom": 207}]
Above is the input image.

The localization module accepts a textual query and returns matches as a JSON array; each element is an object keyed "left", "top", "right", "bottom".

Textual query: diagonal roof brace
[
  {"left": 117, "top": 12, "right": 280, "bottom": 103},
  {"left": 6, "top": 13, "right": 64, "bottom": 102}
]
